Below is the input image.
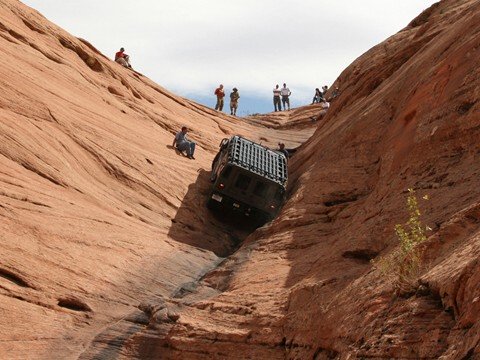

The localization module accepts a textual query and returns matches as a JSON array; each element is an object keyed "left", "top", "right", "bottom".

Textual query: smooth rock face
[
  {"left": 0, "top": 0, "right": 478, "bottom": 359},
  {"left": 0, "top": 1, "right": 314, "bottom": 358}
]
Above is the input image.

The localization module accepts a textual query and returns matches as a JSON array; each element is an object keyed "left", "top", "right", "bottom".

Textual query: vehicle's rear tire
[
  {"left": 206, "top": 197, "right": 218, "bottom": 211},
  {"left": 210, "top": 153, "right": 221, "bottom": 182},
  {"left": 255, "top": 213, "right": 273, "bottom": 226}
]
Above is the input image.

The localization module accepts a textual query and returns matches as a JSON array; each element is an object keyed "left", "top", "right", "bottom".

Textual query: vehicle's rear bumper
[{"left": 208, "top": 192, "right": 276, "bottom": 219}]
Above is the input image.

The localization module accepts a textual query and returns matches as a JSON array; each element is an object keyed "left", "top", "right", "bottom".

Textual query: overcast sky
[{"left": 23, "top": 0, "right": 438, "bottom": 115}]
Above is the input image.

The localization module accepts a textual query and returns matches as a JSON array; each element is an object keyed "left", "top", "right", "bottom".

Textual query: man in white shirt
[
  {"left": 317, "top": 100, "right": 330, "bottom": 120},
  {"left": 280, "top": 83, "right": 291, "bottom": 111}
]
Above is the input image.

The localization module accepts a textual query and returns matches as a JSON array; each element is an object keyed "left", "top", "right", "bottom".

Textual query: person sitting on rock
[
  {"left": 115, "top": 47, "right": 132, "bottom": 68},
  {"left": 173, "top": 126, "right": 196, "bottom": 160},
  {"left": 329, "top": 87, "right": 340, "bottom": 101},
  {"left": 229, "top": 88, "right": 240, "bottom": 116},
  {"left": 311, "top": 88, "right": 323, "bottom": 104},
  {"left": 316, "top": 100, "right": 330, "bottom": 121}
]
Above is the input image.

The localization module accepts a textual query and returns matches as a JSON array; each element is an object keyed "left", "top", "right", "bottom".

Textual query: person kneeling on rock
[
  {"left": 115, "top": 47, "right": 132, "bottom": 68},
  {"left": 173, "top": 126, "right": 196, "bottom": 160}
]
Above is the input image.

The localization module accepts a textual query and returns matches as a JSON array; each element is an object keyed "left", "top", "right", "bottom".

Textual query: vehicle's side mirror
[{"left": 220, "top": 138, "right": 229, "bottom": 149}]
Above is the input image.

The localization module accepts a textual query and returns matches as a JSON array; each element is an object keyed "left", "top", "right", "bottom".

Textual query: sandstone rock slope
[
  {"left": 120, "top": 0, "right": 479, "bottom": 359},
  {"left": 0, "top": 0, "right": 313, "bottom": 358}
]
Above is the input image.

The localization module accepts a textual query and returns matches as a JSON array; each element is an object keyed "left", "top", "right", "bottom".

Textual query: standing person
[
  {"left": 172, "top": 126, "right": 196, "bottom": 159},
  {"left": 214, "top": 84, "right": 225, "bottom": 111},
  {"left": 229, "top": 88, "right": 240, "bottom": 116},
  {"left": 115, "top": 47, "right": 132, "bottom": 68},
  {"left": 273, "top": 84, "right": 281, "bottom": 112},
  {"left": 311, "top": 88, "right": 323, "bottom": 104},
  {"left": 280, "top": 83, "right": 291, "bottom": 110}
]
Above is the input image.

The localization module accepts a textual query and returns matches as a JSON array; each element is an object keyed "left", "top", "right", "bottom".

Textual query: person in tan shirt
[{"left": 229, "top": 88, "right": 240, "bottom": 115}]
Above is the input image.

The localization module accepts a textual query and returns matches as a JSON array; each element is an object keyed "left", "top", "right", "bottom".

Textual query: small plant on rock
[{"left": 374, "top": 188, "right": 430, "bottom": 295}]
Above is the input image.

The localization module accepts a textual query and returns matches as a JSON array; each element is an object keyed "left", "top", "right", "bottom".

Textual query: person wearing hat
[
  {"left": 229, "top": 88, "right": 240, "bottom": 116},
  {"left": 115, "top": 47, "right": 132, "bottom": 68}
]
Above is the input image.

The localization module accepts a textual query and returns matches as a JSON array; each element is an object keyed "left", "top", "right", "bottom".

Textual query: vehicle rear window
[
  {"left": 221, "top": 165, "right": 232, "bottom": 179},
  {"left": 235, "top": 173, "right": 251, "bottom": 190},
  {"left": 253, "top": 181, "right": 268, "bottom": 197}
]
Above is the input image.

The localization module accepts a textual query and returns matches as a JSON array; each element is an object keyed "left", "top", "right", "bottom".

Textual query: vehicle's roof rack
[{"left": 227, "top": 135, "right": 288, "bottom": 186}]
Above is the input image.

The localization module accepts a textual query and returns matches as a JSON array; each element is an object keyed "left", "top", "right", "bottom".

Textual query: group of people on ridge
[
  {"left": 111, "top": 47, "right": 338, "bottom": 118},
  {"left": 111, "top": 48, "right": 338, "bottom": 161},
  {"left": 310, "top": 85, "right": 341, "bottom": 121},
  {"left": 273, "top": 83, "right": 292, "bottom": 111},
  {"left": 213, "top": 83, "right": 293, "bottom": 115},
  {"left": 312, "top": 85, "right": 339, "bottom": 104},
  {"left": 214, "top": 85, "right": 240, "bottom": 116},
  {"left": 170, "top": 82, "right": 339, "bottom": 160}
]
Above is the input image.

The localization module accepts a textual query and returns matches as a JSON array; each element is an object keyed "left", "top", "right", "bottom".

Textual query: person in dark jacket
[
  {"left": 312, "top": 88, "right": 323, "bottom": 104},
  {"left": 278, "top": 143, "right": 289, "bottom": 159}
]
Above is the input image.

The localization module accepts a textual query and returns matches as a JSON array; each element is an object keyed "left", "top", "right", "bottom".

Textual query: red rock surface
[{"left": 0, "top": 0, "right": 479, "bottom": 359}]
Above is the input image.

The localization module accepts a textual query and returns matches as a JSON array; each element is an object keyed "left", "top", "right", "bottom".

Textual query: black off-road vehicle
[{"left": 208, "top": 135, "right": 288, "bottom": 223}]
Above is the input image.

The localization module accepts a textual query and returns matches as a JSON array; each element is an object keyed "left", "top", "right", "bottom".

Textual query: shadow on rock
[
  {"left": 165, "top": 144, "right": 186, "bottom": 157},
  {"left": 168, "top": 168, "right": 256, "bottom": 258}
]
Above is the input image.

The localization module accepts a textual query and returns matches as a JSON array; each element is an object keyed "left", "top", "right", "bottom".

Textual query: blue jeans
[{"left": 177, "top": 141, "right": 195, "bottom": 157}]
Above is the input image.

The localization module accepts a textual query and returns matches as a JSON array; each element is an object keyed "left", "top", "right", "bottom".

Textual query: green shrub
[{"left": 374, "top": 188, "right": 430, "bottom": 294}]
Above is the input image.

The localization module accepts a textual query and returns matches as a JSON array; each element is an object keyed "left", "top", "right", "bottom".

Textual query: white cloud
[{"left": 22, "top": 0, "right": 438, "bottom": 108}]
